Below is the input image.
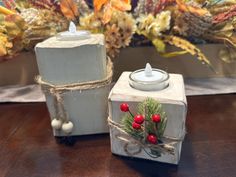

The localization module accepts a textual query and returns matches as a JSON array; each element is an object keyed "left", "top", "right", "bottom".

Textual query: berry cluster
[
  {"left": 120, "top": 102, "right": 162, "bottom": 144},
  {"left": 133, "top": 115, "right": 144, "bottom": 129}
]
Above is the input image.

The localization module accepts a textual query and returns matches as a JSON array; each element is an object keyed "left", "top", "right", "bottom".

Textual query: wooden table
[{"left": 0, "top": 95, "right": 236, "bottom": 177}]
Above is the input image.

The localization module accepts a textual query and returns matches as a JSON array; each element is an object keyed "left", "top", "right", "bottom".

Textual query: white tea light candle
[
  {"left": 129, "top": 63, "right": 169, "bottom": 91},
  {"left": 56, "top": 21, "right": 90, "bottom": 41}
]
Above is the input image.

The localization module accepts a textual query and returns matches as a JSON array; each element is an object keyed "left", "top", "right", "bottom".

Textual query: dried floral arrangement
[{"left": 0, "top": 0, "right": 236, "bottom": 66}]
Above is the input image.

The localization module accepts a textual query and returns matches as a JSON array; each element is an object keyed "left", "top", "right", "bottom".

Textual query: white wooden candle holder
[
  {"left": 35, "top": 27, "right": 110, "bottom": 136},
  {"left": 108, "top": 70, "right": 187, "bottom": 164}
]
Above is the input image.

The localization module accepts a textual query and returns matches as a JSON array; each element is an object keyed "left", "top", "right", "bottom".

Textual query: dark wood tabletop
[{"left": 0, "top": 94, "right": 236, "bottom": 177}]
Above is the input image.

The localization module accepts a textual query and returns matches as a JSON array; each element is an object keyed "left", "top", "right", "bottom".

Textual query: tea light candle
[
  {"left": 129, "top": 63, "right": 169, "bottom": 91},
  {"left": 56, "top": 21, "right": 90, "bottom": 41}
]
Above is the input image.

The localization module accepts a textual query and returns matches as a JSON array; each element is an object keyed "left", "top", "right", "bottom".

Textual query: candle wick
[{"left": 145, "top": 63, "right": 153, "bottom": 77}]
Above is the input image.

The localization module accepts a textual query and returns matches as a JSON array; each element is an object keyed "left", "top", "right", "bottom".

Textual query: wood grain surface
[{"left": 0, "top": 95, "right": 236, "bottom": 177}]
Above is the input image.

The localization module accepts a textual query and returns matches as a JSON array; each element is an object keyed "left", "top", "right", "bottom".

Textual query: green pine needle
[{"left": 121, "top": 114, "right": 143, "bottom": 140}]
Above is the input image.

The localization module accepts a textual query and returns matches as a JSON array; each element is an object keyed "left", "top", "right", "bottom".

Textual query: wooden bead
[
  {"left": 51, "top": 118, "right": 62, "bottom": 130},
  {"left": 62, "top": 121, "right": 74, "bottom": 134}
]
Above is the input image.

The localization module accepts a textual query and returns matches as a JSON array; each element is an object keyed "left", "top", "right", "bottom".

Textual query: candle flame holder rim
[
  {"left": 129, "top": 68, "right": 170, "bottom": 91},
  {"left": 129, "top": 68, "right": 169, "bottom": 84}
]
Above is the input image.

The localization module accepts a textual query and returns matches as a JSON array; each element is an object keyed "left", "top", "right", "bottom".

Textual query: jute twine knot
[{"left": 108, "top": 117, "right": 186, "bottom": 158}]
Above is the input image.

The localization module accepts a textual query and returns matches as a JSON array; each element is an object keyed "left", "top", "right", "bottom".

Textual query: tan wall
[
  {"left": 113, "top": 44, "right": 236, "bottom": 80},
  {"left": 0, "top": 44, "right": 235, "bottom": 86},
  {"left": 0, "top": 52, "right": 39, "bottom": 86}
]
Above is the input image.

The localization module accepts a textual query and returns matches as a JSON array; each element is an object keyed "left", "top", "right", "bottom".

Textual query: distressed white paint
[
  {"left": 35, "top": 34, "right": 106, "bottom": 85},
  {"left": 35, "top": 34, "right": 109, "bottom": 136},
  {"left": 109, "top": 72, "right": 187, "bottom": 164}
]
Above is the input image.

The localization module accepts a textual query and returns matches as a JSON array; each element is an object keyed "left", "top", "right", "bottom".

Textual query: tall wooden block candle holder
[
  {"left": 35, "top": 23, "right": 111, "bottom": 136},
  {"left": 108, "top": 64, "right": 187, "bottom": 164}
]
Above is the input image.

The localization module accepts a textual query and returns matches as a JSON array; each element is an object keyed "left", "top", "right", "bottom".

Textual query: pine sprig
[
  {"left": 121, "top": 98, "right": 167, "bottom": 141},
  {"left": 121, "top": 113, "right": 143, "bottom": 140},
  {"left": 137, "top": 98, "right": 167, "bottom": 139}
]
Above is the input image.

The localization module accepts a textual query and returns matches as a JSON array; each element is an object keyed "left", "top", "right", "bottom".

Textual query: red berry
[
  {"left": 120, "top": 103, "right": 129, "bottom": 112},
  {"left": 132, "top": 122, "right": 141, "bottom": 129},
  {"left": 152, "top": 114, "right": 161, "bottom": 123},
  {"left": 134, "top": 115, "right": 144, "bottom": 124},
  {"left": 147, "top": 134, "right": 157, "bottom": 144}
]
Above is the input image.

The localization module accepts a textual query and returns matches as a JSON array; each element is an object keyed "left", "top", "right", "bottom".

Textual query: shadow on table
[
  {"left": 54, "top": 133, "right": 110, "bottom": 146},
  {"left": 115, "top": 155, "right": 178, "bottom": 177},
  {"left": 110, "top": 136, "right": 196, "bottom": 177},
  {"left": 54, "top": 134, "right": 196, "bottom": 177}
]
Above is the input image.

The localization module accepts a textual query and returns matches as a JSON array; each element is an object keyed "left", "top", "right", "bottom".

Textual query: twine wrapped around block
[
  {"left": 108, "top": 117, "right": 186, "bottom": 158},
  {"left": 36, "top": 58, "right": 113, "bottom": 92},
  {"left": 35, "top": 58, "right": 113, "bottom": 134}
]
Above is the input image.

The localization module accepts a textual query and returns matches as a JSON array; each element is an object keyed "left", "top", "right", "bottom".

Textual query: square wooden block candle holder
[
  {"left": 35, "top": 22, "right": 111, "bottom": 136},
  {"left": 108, "top": 63, "right": 187, "bottom": 164}
]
